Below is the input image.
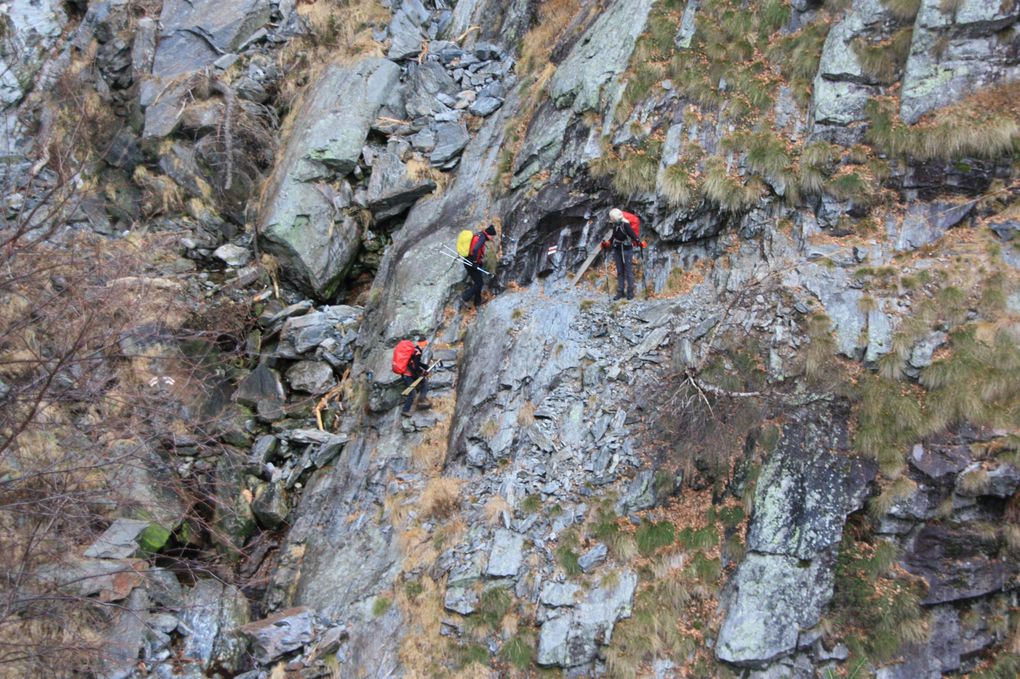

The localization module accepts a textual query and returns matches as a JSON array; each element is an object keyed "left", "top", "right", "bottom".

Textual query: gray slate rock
[
  {"left": 241, "top": 606, "right": 316, "bottom": 663},
  {"left": 84, "top": 519, "right": 151, "bottom": 559},
  {"left": 486, "top": 529, "right": 525, "bottom": 577},
  {"left": 285, "top": 360, "right": 336, "bottom": 395},
  {"left": 443, "top": 586, "right": 479, "bottom": 614},
  {"left": 259, "top": 59, "right": 400, "bottom": 298},
  {"left": 615, "top": 469, "right": 658, "bottom": 515},
  {"left": 747, "top": 407, "right": 875, "bottom": 559},
  {"left": 277, "top": 305, "right": 361, "bottom": 358},
  {"left": 405, "top": 61, "right": 459, "bottom": 118},
  {"left": 901, "top": 0, "right": 1020, "bottom": 123},
  {"left": 430, "top": 122, "right": 470, "bottom": 165},
  {"left": 387, "top": 9, "right": 423, "bottom": 60},
  {"left": 540, "top": 581, "right": 581, "bottom": 608},
  {"left": 536, "top": 570, "right": 637, "bottom": 667},
  {"left": 548, "top": 0, "right": 656, "bottom": 112},
  {"left": 233, "top": 363, "right": 286, "bottom": 420},
  {"left": 715, "top": 551, "right": 837, "bottom": 668},
  {"left": 213, "top": 244, "right": 250, "bottom": 267},
  {"left": 578, "top": 544, "right": 607, "bottom": 573},
  {"left": 179, "top": 579, "right": 251, "bottom": 674},
  {"left": 468, "top": 95, "right": 502, "bottom": 117},
  {"left": 905, "top": 523, "right": 1015, "bottom": 604},
  {"left": 252, "top": 480, "right": 289, "bottom": 529},
  {"left": 366, "top": 151, "right": 436, "bottom": 220}
]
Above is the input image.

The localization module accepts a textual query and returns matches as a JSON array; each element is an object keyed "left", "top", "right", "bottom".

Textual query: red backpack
[
  {"left": 622, "top": 212, "right": 640, "bottom": 239},
  {"left": 392, "top": 340, "right": 417, "bottom": 375}
]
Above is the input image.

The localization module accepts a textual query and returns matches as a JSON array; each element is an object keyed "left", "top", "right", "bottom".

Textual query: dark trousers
[
  {"left": 401, "top": 375, "right": 428, "bottom": 412},
  {"left": 613, "top": 244, "right": 635, "bottom": 298},
  {"left": 461, "top": 263, "right": 484, "bottom": 305}
]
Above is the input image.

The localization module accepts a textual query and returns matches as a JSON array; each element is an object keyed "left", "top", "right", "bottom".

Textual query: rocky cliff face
[{"left": 3, "top": 0, "right": 1020, "bottom": 677}]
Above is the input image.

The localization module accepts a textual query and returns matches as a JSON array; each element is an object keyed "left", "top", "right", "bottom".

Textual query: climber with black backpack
[
  {"left": 601, "top": 208, "right": 646, "bottom": 300},
  {"left": 461, "top": 224, "right": 496, "bottom": 308},
  {"left": 392, "top": 338, "right": 432, "bottom": 416}
]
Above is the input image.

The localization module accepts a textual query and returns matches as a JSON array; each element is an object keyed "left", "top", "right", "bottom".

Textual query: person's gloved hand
[
  {"left": 641, "top": 241, "right": 647, "bottom": 248},
  {"left": 601, "top": 240, "right": 610, "bottom": 249}
]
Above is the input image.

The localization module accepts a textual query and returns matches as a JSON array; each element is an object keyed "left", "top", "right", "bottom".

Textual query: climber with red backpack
[
  {"left": 461, "top": 224, "right": 496, "bottom": 308},
  {"left": 392, "top": 338, "right": 432, "bottom": 416},
  {"left": 601, "top": 208, "right": 646, "bottom": 300}
]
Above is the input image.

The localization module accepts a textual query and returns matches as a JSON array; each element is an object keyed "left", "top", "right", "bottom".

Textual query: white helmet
[{"left": 609, "top": 208, "right": 623, "bottom": 222}]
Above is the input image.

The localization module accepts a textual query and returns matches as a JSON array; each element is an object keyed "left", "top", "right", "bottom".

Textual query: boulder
[
  {"left": 285, "top": 360, "right": 336, "bottom": 395},
  {"left": 252, "top": 480, "right": 289, "bottom": 529},
  {"left": 540, "top": 581, "right": 582, "bottom": 607},
  {"left": 387, "top": 9, "right": 423, "bottom": 60},
  {"left": 260, "top": 59, "right": 401, "bottom": 298},
  {"left": 430, "top": 121, "right": 470, "bottom": 165},
  {"left": 0, "top": 0, "right": 68, "bottom": 106},
  {"left": 142, "top": 0, "right": 271, "bottom": 138},
  {"left": 486, "top": 529, "right": 525, "bottom": 577},
  {"left": 84, "top": 519, "right": 152, "bottom": 559},
  {"left": 241, "top": 606, "right": 316, "bottom": 663},
  {"left": 887, "top": 201, "right": 974, "bottom": 252},
  {"left": 468, "top": 95, "right": 503, "bottom": 117},
  {"left": 443, "top": 586, "right": 479, "bottom": 614},
  {"left": 404, "top": 61, "right": 459, "bottom": 118},
  {"left": 536, "top": 570, "right": 637, "bottom": 667},
  {"left": 366, "top": 151, "right": 436, "bottom": 220},
  {"left": 715, "top": 551, "right": 837, "bottom": 667},
  {"left": 213, "top": 243, "right": 251, "bottom": 267},
  {"left": 747, "top": 407, "right": 876, "bottom": 559},
  {"left": 615, "top": 469, "right": 659, "bottom": 515},
  {"left": 277, "top": 305, "right": 361, "bottom": 358},
  {"left": 179, "top": 579, "right": 252, "bottom": 674},
  {"left": 548, "top": 0, "right": 656, "bottom": 112},
  {"left": 901, "top": 0, "right": 1020, "bottom": 123},
  {"left": 904, "top": 523, "right": 1014, "bottom": 604},
  {"left": 578, "top": 544, "right": 607, "bottom": 573},
  {"left": 233, "top": 362, "right": 286, "bottom": 420}
]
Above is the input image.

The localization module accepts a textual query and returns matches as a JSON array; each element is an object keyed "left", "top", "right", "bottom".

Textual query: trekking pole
[
  {"left": 401, "top": 360, "right": 443, "bottom": 396},
  {"left": 434, "top": 244, "right": 492, "bottom": 276}
]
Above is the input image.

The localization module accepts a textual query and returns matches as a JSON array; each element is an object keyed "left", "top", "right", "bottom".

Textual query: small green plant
[
  {"left": 372, "top": 595, "right": 391, "bottom": 617},
  {"left": 635, "top": 520, "right": 676, "bottom": 555},
  {"left": 454, "top": 642, "right": 490, "bottom": 668},
  {"left": 606, "top": 572, "right": 695, "bottom": 679},
  {"left": 676, "top": 525, "right": 719, "bottom": 550},
  {"left": 500, "top": 633, "right": 534, "bottom": 669},
  {"left": 717, "top": 505, "right": 745, "bottom": 528},
  {"left": 522, "top": 494, "right": 542, "bottom": 514},
  {"left": 404, "top": 580, "right": 424, "bottom": 599},
  {"left": 477, "top": 587, "right": 513, "bottom": 629},
  {"left": 557, "top": 545, "right": 582, "bottom": 576},
  {"left": 579, "top": 299, "right": 596, "bottom": 311},
  {"left": 852, "top": 28, "right": 913, "bottom": 85},
  {"left": 685, "top": 552, "right": 722, "bottom": 581},
  {"left": 882, "top": 0, "right": 921, "bottom": 21}
]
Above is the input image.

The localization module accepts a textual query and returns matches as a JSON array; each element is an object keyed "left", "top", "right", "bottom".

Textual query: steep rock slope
[{"left": 2, "top": 0, "right": 1020, "bottom": 678}]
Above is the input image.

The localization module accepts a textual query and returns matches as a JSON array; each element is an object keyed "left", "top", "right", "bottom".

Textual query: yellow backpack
[{"left": 456, "top": 229, "right": 474, "bottom": 258}]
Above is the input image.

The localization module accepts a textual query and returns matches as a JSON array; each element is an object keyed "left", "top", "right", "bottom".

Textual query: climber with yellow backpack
[{"left": 459, "top": 224, "right": 496, "bottom": 307}]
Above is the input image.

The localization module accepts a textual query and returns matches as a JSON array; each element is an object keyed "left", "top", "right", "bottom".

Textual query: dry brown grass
[
  {"left": 483, "top": 496, "right": 512, "bottom": 526},
  {"left": 396, "top": 575, "right": 447, "bottom": 679},
  {"left": 406, "top": 156, "right": 450, "bottom": 196},
  {"left": 517, "top": 0, "right": 582, "bottom": 76},
  {"left": 419, "top": 476, "right": 463, "bottom": 520},
  {"left": 516, "top": 401, "right": 537, "bottom": 427},
  {"left": 411, "top": 396, "right": 455, "bottom": 472}
]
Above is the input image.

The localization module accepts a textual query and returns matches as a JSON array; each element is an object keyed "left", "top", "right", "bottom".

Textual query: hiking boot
[
  {"left": 626, "top": 293, "right": 634, "bottom": 300},
  {"left": 416, "top": 398, "right": 434, "bottom": 410},
  {"left": 613, "top": 293, "right": 624, "bottom": 301}
]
